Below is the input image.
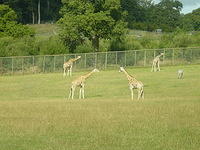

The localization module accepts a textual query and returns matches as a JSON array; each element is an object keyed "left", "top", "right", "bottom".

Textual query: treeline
[
  {"left": 1, "top": 0, "right": 199, "bottom": 32},
  {"left": 0, "top": 0, "right": 61, "bottom": 24},
  {"left": 0, "top": 0, "right": 200, "bottom": 57}
]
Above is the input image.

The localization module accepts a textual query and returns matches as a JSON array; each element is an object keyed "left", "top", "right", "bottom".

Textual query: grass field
[{"left": 0, "top": 65, "right": 200, "bottom": 150}]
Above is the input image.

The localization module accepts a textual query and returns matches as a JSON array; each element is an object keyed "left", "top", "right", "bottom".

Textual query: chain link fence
[{"left": 0, "top": 47, "right": 200, "bottom": 75}]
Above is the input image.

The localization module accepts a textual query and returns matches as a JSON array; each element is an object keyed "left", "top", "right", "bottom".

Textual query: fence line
[{"left": 0, "top": 47, "right": 200, "bottom": 75}]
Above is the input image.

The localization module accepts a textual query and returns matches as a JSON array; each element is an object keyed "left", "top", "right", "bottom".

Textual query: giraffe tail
[{"left": 141, "top": 87, "right": 144, "bottom": 99}]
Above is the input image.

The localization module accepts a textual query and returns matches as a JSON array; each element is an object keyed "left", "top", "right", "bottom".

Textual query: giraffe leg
[
  {"left": 79, "top": 88, "right": 82, "bottom": 99},
  {"left": 82, "top": 85, "right": 85, "bottom": 99},
  {"left": 142, "top": 89, "right": 144, "bottom": 99},
  {"left": 68, "top": 87, "right": 72, "bottom": 99},
  {"left": 151, "top": 62, "right": 154, "bottom": 72},
  {"left": 71, "top": 87, "right": 75, "bottom": 99},
  {"left": 140, "top": 88, "right": 144, "bottom": 99},
  {"left": 130, "top": 89, "right": 133, "bottom": 100},
  {"left": 152, "top": 62, "right": 156, "bottom": 72},
  {"left": 67, "top": 69, "right": 70, "bottom": 76},
  {"left": 63, "top": 68, "right": 66, "bottom": 77},
  {"left": 157, "top": 61, "right": 160, "bottom": 71},
  {"left": 137, "top": 89, "right": 141, "bottom": 100},
  {"left": 70, "top": 66, "right": 72, "bottom": 76},
  {"left": 154, "top": 62, "right": 157, "bottom": 72}
]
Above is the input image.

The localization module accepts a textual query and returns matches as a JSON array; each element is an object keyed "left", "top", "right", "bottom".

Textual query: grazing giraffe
[
  {"left": 177, "top": 69, "right": 184, "bottom": 79},
  {"left": 68, "top": 68, "right": 100, "bottom": 99},
  {"left": 119, "top": 67, "right": 144, "bottom": 100},
  {"left": 63, "top": 56, "right": 81, "bottom": 77},
  {"left": 151, "top": 53, "right": 164, "bottom": 72}
]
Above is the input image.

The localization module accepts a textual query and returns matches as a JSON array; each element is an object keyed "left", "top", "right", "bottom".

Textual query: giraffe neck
[
  {"left": 122, "top": 69, "right": 134, "bottom": 81},
  {"left": 83, "top": 71, "right": 95, "bottom": 80},
  {"left": 156, "top": 54, "right": 163, "bottom": 58},
  {"left": 71, "top": 57, "right": 80, "bottom": 62}
]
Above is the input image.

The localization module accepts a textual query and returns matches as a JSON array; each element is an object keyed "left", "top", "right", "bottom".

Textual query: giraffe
[
  {"left": 151, "top": 53, "right": 164, "bottom": 72},
  {"left": 68, "top": 68, "right": 100, "bottom": 99},
  {"left": 119, "top": 67, "right": 144, "bottom": 100},
  {"left": 63, "top": 56, "right": 81, "bottom": 77}
]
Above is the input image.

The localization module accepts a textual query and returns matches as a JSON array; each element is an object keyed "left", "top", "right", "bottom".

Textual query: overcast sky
[{"left": 153, "top": 0, "right": 200, "bottom": 14}]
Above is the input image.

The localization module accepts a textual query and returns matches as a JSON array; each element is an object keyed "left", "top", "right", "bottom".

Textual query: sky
[{"left": 153, "top": 0, "right": 200, "bottom": 14}]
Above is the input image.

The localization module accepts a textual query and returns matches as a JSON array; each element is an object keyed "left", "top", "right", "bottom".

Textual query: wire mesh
[{"left": 0, "top": 47, "right": 199, "bottom": 75}]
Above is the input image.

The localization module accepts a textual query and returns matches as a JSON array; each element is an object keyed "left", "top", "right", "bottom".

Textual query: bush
[
  {"left": 39, "top": 36, "right": 68, "bottom": 55},
  {"left": 124, "top": 36, "right": 143, "bottom": 50},
  {"left": 75, "top": 41, "right": 94, "bottom": 53},
  {"left": 0, "top": 36, "right": 39, "bottom": 57}
]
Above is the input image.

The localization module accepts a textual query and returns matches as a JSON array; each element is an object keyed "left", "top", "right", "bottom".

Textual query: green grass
[{"left": 0, "top": 65, "right": 200, "bottom": 150}]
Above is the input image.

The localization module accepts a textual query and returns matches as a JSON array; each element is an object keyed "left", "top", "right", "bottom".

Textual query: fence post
[
  {"left": 63, "top": 55, "right": 65, "bottom": 63},
  {"left": 134, "top": 51, "right": 137, "bottom": 66},
  {"left": 163, "top": 49, "right": 165, "bottom": 64},
  {"left": 32, "top": 56, "right": 35, "bottom": 74},
  {"left": 54, "top": 56, "right": 56, "bottom": 72},
  {"left": 116, "top": 51, "right": 118, "bottom": 65},
  {"left": 85, "top": 53, "right": 87, "bottom": 68},
  {"left": 144, "top": 50, "right": 146, "bottom": 66},
  {"left": 125, "top": 51, "right": 126, "bottom": 66},
  {"left": 74, "top": 54, "right": 77, "bottom": 71},
  {"left": 105, "top": 52, "right": 107, "bottom": 69},
  {"left": 43, "top": 56, "right": 46, "bottom": 73},
  {"left": 95, "top": 53, "right": 97, "bottom": 68},
  {"left": 182, "top": 49, "right": 184, "bottom": 63},
  {"left": 0, "top": 58, "right": 2, "bottom": 75},
  {"left": 11, "top": 57, "right": 14, "bottom": 75},
  {"left": 22, "top": 57, "right": 24, "bottom": 75},
  {"left": 172, "top": 49, "right": 175, "bottom": 65}
]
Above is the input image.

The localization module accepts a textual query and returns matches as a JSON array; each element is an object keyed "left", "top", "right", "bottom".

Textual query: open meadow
[{"left": 0, "top": 65, "right": 200, "bottom": 150}]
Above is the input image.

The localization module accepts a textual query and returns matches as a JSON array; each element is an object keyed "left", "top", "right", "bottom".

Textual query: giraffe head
[
  {"left": 160, "top": 53, "right": 164, "bottom": 56},
  {"left": 77, "top": 56, "right": 81, "bottom": 59},
  {"left": 119, "top": 67, "right": 125, "bottom": 72},
  {"left": 92, "top": 68, "right": 100, "bottom": 73}
]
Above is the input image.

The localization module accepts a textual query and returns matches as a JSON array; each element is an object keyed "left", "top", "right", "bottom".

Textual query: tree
[
  {"left": 58, "top": 0, "right": 127, "bottom": 53},
  {"left": 0, "top": 0, "right": 62, "bottom": 24},
  {"left": 181, "top": 8, "right": 200, "bottom": 31},
  {"left": 149, "top": 0, "right": 183, "bottom": 31},
  {"left": 0, "top": 4, "right": 34, "bottom": 37}
]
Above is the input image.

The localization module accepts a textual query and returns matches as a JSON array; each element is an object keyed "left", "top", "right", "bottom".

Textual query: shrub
[{"left": 39, "top": 36, "right": 68, "bottom": 55}]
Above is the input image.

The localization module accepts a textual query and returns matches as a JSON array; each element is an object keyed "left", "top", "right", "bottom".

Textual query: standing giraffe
[
  {"left": 119, "top": 67, "right": 144, "bottom": 100},
  {"left": 63, "top": 56, "right": 81, "bottom": 77},
  {"left": 151, "top": 53, "right": 164, "bottom": 72},
  {"left": 68, "top": 68, "right": 100, "bottom": 99}
]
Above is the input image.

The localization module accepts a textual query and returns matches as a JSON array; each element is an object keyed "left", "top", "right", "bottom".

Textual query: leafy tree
[
  {"left": 58, "top": 0, "right": 127, "bottom": 53},
  {"left": 0, "top": 4, "right": 34, "bottom": 37},
  {"left": 181, "top": 8, "right": 200, "bottom": 31},
  {"left": 0, "top": 0, "right": 62, "bottom": 24},
  {"left": 149, "top": 0, "right": 183, "bottom": 32}
]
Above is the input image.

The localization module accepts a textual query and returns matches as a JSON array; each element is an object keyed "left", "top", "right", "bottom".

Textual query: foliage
[
  {"left": 181, "top": 8, "right": 200, "bottom": 31},
  {"left": 0, "top": 0, "right": 62, "bottom": 24},
  {"left": 0, "top": 36, "right": 39, "bottom": 57},
  {"left": 0, "top": 4, "right": 34, "bottom": 37},
  {"left": 148, "top": 0, "right": 183, "bottom": 32},
  {"left": 39, "top": 36, "right": 68, "bottom": 55},
  {"left": 58, "top": 0, "right": 127, "bottom": 53}
]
